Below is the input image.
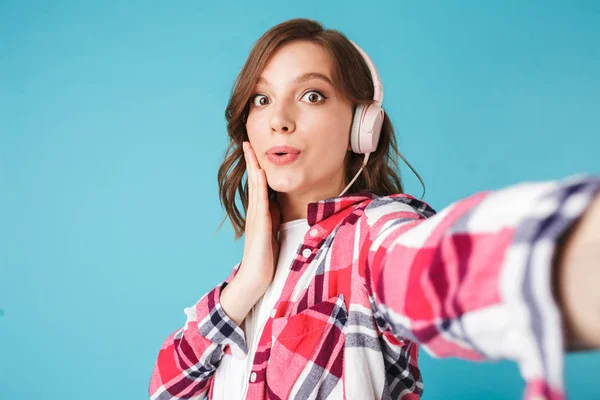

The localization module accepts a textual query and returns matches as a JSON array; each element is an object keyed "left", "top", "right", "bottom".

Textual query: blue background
[{"left": 1, "top": 1, "right": 599, "bottom": 399}]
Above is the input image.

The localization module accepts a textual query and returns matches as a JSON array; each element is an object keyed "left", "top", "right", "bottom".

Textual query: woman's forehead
[
  {"left": 257, "top": 41, "right": 333, "bottom": 86},
  {"left": 256, "top": 72, "right": 334, "bottom": 89}
]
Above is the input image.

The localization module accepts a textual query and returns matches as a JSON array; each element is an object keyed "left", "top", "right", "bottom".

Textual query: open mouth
[{"left": 266, "top": 152, "right": 301, "bottom": 165}]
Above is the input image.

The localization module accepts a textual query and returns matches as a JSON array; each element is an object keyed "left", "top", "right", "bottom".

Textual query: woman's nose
[{"left": 270, "top": 103, "right": 296, "bottom": 134}]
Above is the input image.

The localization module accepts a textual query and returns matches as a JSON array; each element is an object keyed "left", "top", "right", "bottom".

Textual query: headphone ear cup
[
  {"left": 350, "top": 104, "right": 366, "bottom": 153},
  {"left": 362, "top": 104, "right": 384, "bottom": 153},
  {"left": 351, "top": 104, "right": 384, "bottom": 154}
]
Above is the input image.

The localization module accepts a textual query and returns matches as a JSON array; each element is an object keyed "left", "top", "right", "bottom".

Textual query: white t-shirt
[{"left": 212, "top": 218, "right": 310, "bottom": 400}]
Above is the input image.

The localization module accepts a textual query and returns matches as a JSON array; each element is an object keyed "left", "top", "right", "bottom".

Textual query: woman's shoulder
[{"left": 361, "top": 192, "right": 437, "bottom": 219}]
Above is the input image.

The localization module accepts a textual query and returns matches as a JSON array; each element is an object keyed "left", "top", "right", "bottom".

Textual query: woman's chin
[
  {"left": 269, "top": 183, "right": 302, "bottom": 195},
  {"left": 266, "top": 173, "right": 303, "bottom": 194}
]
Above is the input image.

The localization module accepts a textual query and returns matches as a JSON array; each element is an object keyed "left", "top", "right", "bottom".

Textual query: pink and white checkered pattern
[{"left": 149, "top": 174, "right": 600, "bottom": 400}]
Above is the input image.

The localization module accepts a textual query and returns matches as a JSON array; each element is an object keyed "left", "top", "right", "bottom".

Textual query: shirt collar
[{"left": 306, "top": 191, "right": 377, "bottom": 226}]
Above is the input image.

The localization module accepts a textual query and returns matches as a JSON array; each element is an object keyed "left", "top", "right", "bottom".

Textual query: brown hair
[{"left": 216, "top": 18, "right": 425, "bottom": 239}]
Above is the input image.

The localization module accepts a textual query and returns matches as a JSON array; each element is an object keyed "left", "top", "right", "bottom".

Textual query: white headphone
[{"left": 339, "top": 41, "right": 385, "bottom": 196}]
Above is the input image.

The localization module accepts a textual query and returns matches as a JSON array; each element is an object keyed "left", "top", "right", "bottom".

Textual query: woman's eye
[
  {"left": 251, "top": 95, "right": 270, "bottom": 107},
  {"left": 301, "top": 90, "right": 326, "bottom": 103}
]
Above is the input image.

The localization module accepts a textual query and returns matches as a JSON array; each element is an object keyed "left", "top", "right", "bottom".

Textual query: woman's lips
[
  {"left": 266, "top": 152, "right": 301, "bottom": 165},
  {"left": 265, "top": 145, "right": 302, "bottom": 166}
]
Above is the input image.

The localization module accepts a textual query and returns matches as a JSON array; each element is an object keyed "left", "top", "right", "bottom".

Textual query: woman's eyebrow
[{"left": 256, "top": 72, "right": 333, "bottom": 87}]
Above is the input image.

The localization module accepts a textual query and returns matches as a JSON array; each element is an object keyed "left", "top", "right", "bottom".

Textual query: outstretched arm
[{"left": 358, "top": 174, "right": 600, "bottom": 400}]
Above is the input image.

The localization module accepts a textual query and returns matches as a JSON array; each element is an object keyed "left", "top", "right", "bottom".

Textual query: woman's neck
[{"left": 276, "top": 186, "right": 343, "bottom": 223}]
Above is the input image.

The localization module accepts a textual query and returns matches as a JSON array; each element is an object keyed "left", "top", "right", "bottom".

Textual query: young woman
[{"left": 148, "top": 18, "right": 600, "bottom": 400}]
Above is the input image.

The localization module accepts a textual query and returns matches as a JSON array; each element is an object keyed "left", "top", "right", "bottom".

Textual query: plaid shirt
[{"left": 149, "top": 174, "right": 600, "bottom": 400}]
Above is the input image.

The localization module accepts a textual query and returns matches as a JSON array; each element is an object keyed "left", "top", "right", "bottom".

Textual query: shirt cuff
[{"left": 195, "top": 280, "right": 249, "bottom": 359}]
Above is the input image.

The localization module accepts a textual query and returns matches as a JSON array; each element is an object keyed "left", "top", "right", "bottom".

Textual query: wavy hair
[{"left": 216, "top": 18, "right": 425, "bottom": 239}]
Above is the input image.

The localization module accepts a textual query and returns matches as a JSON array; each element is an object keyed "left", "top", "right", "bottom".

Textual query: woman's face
[{"left": 245, "top": 40, "right": 354, "bottom": 199}]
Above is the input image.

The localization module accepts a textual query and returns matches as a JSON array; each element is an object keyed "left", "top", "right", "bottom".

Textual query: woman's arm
[
  {"left": 148, "top": 263, "right": 262, "bottom": 400},
  {"left": 149, "top": 142, "right": 281, "bottom": 399},
  {"left": 358, "top": 174, "right": 600, "bottom": 400}
]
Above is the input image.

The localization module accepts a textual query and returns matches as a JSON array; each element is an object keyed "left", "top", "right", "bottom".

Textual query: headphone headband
[
  {"left": 339, "top": 39, "right": 385, "bottom": 197},
  {"left": 349, "top": 40, "right": 384, "bottom": 104}
]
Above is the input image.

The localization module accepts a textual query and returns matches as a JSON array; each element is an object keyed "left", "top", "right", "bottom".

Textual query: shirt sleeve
[
  {"left": 148, "top": 263, "right": 248, "bottom": 400},
  {"left": 358, "top": 174, "right": 600, "bottom": 400}
]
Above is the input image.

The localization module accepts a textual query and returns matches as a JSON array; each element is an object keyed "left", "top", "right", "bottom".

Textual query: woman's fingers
[
  {"left": 238, "top": 141, "right": 280, "bottom": 290},
  {"left": 243, "top": 142, "right": 254, "bottom": 187},
  {"left": 244, "top": 141, "right": 268, "bottom": 217},
  {"left": 244, "top": 141, "right": 262, "bottom": 172},
  {"left": 246, "top": 142, "right": 257, "bottom": 219},
  {"left": 242, "top": 142, "right": 255, "bottom": 224},
  {"left": 257, "top": 170, "right": 269, "bottom": 216}
]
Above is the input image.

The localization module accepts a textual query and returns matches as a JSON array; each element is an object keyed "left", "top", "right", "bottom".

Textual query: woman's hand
[
  {"left": 554, "top": 192, "right": 600, "bottom": 351},
  {"left": 239, "top": 140, "right": 282, "bottom": 289},
  {"left": 220, "top": 141, "right": 281, "bottom": 326}
]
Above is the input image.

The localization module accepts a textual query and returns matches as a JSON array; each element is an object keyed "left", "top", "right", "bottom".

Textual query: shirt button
[
  {"left": 250, "top": 372, "right": 257, "bottom": 383},
  {"left": 271, "top": 309, "right": 277, "bottom": 318},
  {"left": 302, "top": 248, "right": 312, "bottom": 258},
  {"left": 309, "top": 228, "right": 319, "bottom": 237}
]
